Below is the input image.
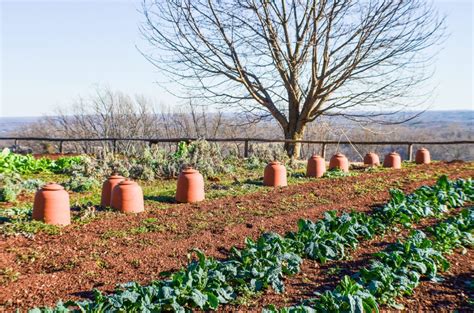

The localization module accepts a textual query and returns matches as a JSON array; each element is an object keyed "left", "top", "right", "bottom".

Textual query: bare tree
[
  {"left": 20, "top": 88, "right": 161, "bottom": 154},
  {"left": 140, "top": 0, "right": 445, "bottom": 158}
]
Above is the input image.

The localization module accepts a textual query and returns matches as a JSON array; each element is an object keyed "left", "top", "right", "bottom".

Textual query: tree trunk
[{"left": 283, "top": 125, "right": 306, "bottom": 159}]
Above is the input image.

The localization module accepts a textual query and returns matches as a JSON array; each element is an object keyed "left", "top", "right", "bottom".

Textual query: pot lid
[
  {"left": 109, "top": 174, "right": 125, "bottom": 179},
  {"left": 269, "top": 160, "right": 281, "bottom": 165},
  {"left": 42, "top": 183, "right": 64, "bottom": 191},
  {"left": 119, "top": 179, "right": 136, "bottom": 185},
  {"left": 181, "top": 167, "right": 198, "bottom": 174}
]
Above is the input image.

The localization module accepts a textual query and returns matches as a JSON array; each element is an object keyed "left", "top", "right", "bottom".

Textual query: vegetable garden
[{"left": 0, "top": 142, "right": 473, "bottom": 312}]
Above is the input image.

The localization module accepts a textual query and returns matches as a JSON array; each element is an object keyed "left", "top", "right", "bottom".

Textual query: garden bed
[
  {"left": 0, "top": 161, "right": 472, "bottom": 310},
  {"left": 235, "top": 210, "right": 473, "bottom": 312}
]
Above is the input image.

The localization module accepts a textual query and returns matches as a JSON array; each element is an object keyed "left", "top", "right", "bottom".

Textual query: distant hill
[
  {"left": 0, "top": 116, "right": 42, "bottom": 135},
  {"left": 405, "top": 110, "right": 473, "bottom": 128}
]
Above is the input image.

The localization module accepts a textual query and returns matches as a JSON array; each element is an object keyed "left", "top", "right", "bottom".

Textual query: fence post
[
  {"left": 407, "top": 143, "right": 413, "bottom": 161},
  {"left": 113, "top": 140, "right": 117, "bottom": 153},
  {"left": 244, "top": 140, "right": 249, "bottom": 158},
  {"left": 321, "top": 143, "right": 327, "bottom": 159},
  {"left": 14, "top": 139, "right": 18, "bottom": 147},
  {"left": 59, "top": 141, "right": 63, "bottom": 154}
]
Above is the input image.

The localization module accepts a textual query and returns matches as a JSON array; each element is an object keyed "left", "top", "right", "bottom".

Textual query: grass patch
[
  {"left": 0, "top": 206, "right": 61, "bottom": 236},
  {"left": 1, "top": 220, "right": 61, "bottom": 236},
  {"left": 101, "top": 217, "right": 167, "bottom": 240}
]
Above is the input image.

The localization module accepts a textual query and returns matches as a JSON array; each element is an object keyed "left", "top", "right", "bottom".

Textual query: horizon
[
  {"left": 1, "top": 0, "right": 473, "bottom": 117},
  {"left": 1, "top": 109, "right": 472, "bottom": 120}
]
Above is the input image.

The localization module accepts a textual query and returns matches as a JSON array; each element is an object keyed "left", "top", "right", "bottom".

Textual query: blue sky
[{"left": 0, "top": 0, "right": 472, "bottom": 117}]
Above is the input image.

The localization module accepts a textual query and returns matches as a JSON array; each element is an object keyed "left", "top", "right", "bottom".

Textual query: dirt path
[{"left": 0, "top": 162, "right": 472, "bottom": 311}]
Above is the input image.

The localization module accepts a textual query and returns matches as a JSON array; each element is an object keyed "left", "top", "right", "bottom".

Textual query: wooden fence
[{"left": 0, "top": 137, "right": 472, "bottom": 161}]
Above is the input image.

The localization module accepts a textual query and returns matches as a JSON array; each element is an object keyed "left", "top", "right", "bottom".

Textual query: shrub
[
  {"left": 0, "top": 174, "right": 45, "bottom": 202},
  {"left": 66, "top": 140, "right": 233, "bottom": 180},
  {"left": 63, "top": 175, "right": 99, "bottom": 193}
]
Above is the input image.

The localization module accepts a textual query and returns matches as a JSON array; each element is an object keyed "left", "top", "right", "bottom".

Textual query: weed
[
  {"left": 95, "top": 258, "right": 109, "bottom": 269},
  {"left": 101, "top": 218, "right": 166, "bottom": 240},
  {"left": 0, "top": 268, "right": 20, "bottom": 285},
  {"left": 16, "top": 249, "right": 44, "bottom": 264},
  {"left": 1, "top": 220, "right": 61, "bottom": 236},
  {"left": 326, "top": 265, "right": 343, "bottom": 276},
  {"left": 130, "top": 259, "right": 141, "bottom": 269},
  {"left": 101, "top": 229, "right": 128, "bottom": 240}
]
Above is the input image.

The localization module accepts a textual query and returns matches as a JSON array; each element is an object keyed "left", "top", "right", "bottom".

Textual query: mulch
[{"left": 0, "top": 162, "right": 472, "bottom": 311}]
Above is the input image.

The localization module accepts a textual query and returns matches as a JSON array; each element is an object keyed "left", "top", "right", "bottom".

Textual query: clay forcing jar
[
  {"left": 111, "top": 180, "right": 144, "bottom": 213},
  {"left": 33, "top": 183, "right": 70, "bottom": 225},
  {"left": 415, "top": 148, "right": 431, "bottom": 164},
  {"left": 100, "top": 174, "right": 125, "bottom": 207},
  {"left": 306, "top": 155, "right": 326, "bottom": 178},
  {"left": 364, "top": 152, "right": 380, "bottom": 167},
  {"left": 263, "top": 161, "right": 287, "bottom": 187},
  {"left": 329, "top": 153, "right": 349, "bottom": 172},
  {"left": 383, "top": 152, "right": 402, "bottom": 169},
  {"left": 176, "top": 167, "right": 205, "bottom": 203}
]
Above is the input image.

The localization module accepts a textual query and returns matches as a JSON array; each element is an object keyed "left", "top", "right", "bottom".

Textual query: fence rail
[{"left": 1, "top": 137, "right": 472, "bottom": 161}]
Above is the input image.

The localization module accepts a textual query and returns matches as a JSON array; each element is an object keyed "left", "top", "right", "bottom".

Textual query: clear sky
[{"left": 0, "top": 0, "right": 473, "bottom": 117}]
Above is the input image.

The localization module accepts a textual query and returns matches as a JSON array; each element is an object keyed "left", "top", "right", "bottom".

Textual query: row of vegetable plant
[
  {"left": 29, "top": 176, "right": 473, "bottom": 312},
  {"left": 0, "top": 148, "right": 88, "bottom": 201},
  {"left": 0, "top": 148, "right": 83, "bottom": 174},
  {"left": 265, "top": 207, "right": 473, "bottom": 312}
]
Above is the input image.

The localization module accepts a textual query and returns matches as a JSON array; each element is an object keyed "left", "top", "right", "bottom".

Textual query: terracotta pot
[
  {"left": 100, "top": 174, "right": 125, "bottom": 207},
  {"left": 415, "top": 147, "right": 431, "bottom": 164},
  {"left": 32, "top": 183, "right": 70, "bottom": 225},
  {"left": 329, "top": 153, "right": 349, "bottom": 172},
  {"left": 306, "top": 154, "right": 326, "bottom": 178},
  {"left": 383, "top": 152, "right": 402, "bottom": 169},
  {"left": 111, "top": 180, "right": 144, "bottom": 213},
  {"left": 263, "top": 161, "right": 287, "bottom": 187},
  {"left": 364, "top": 152, "right": 380, "bottom": 167},
  {"left": 176, "top": 167, "right": 205, "bottom": 203}
]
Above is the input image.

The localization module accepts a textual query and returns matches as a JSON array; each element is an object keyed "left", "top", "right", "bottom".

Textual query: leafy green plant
[
  {"left": 172, "top": 141, "right": 189, "bottom": 159},
  {"left": 0, "top": 174, "right": 22, "bottom": 202},
  {"left": 429, "top": 208, "right": 474, "bottom": 253},
  {"left": 287, "top": 211, "right": 378, "bottom": 263},
  {"left": 373, "top": 176, "right": 473, "bottom": 227},
  {"left": 269, "top": 207, "right": 473, "bottom": 312},
  {"left": 264, "top": 276, "right": 378, "bottom": 313},
  {"left": 63, "top": 175, "right": 99, "bottom": 192},
  {"left": 356, "top": 231, "right": 449, "bottom": 307},
  {"left": 21, "top": 178, "right": 45, "bottom": 192},
  {"left": 0, "top": 207, "right": 60, "bottom": 236},
  {"left": 226, "top": 233, "right": 302, "bottom": 294},
  {"left": 0, "top": 174, "right": 45, "bottom": 202},
  {"left": 0, "top": 148, "right": 83, "bottom": 174},
  {"left": 323, "top": 168, "right": 352, "bottom": 178}
]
